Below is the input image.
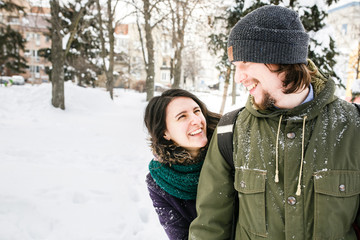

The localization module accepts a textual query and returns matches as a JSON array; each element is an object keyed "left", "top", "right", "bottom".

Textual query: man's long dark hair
[{"left": 266, "top": 63, "right": 317, "bottom": 94}]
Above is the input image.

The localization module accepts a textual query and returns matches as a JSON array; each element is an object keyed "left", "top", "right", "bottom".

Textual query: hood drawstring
[
  {"left": 296, "top": 116, "right": 308, "bottom": 196},
  {"left": 274, "top": 115, "right": 283, "bottom": 183},
  {"left": 274, "top": 115, "right": 308, "bottom": 197}
]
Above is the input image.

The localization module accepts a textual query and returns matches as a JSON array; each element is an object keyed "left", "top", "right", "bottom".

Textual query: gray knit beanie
[{"left": 228, "top": 5, "right": 309, "bottom": 64}]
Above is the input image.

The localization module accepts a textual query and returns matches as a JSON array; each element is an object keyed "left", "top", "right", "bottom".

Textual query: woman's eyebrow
[{"left": 175, "top": 111, "right": 187, "bottom": 118}]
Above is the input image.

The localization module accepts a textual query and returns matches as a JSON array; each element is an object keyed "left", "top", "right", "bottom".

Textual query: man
[{"left": 189, "top": 5, "right": 360, "bottom": 240}]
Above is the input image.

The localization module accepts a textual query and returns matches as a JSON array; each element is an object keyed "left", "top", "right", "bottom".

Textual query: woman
[{"left": 144, "top": 89, "right": 220, "bottom": 240}]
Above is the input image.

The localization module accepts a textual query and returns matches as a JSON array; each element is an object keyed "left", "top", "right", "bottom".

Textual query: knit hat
[{"left": 228, "top": 5, "right": 309, "bottom": 64}]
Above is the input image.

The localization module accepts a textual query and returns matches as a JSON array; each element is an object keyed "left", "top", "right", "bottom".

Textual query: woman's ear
[{"left": 164, "top": 131, "right": 171, "bottom": 141}]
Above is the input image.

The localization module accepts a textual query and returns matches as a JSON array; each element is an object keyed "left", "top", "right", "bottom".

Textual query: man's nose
[{"left": 234, "top": 68, "right": 247, "bottom": 84}]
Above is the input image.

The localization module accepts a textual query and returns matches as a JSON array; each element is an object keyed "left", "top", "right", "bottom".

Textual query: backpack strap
[
  {"left": 354, "top": 103, "right": 360, "bottom": 114},
  {"left": 217, "top": 107, "right": 244, "bottom": 240},
  {"left": 217, "top": 107, "right": 244, "bottom": 169}
]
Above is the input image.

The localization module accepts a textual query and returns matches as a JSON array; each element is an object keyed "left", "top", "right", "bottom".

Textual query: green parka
[{"left": 189, "top": 61, "right": 360, "bottom": 240}]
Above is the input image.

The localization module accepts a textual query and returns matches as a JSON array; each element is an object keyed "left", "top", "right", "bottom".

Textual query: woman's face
[{"left": 164, "top": 97, "right": 207, "bottom": 158}]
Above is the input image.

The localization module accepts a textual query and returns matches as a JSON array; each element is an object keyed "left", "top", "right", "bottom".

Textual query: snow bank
[{"left": 0, "top": 83, "right": 165, "bottom": 240}]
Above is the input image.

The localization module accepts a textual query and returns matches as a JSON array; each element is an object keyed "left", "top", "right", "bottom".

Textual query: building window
[
  {"left": 161, "top": 71, "right": 170, "bottom": 82},
  {"left": 30, "top": 65, "right": 40, "bottom": 73},
  {"left": 31, "top": 50, "right": 40, "bottom": 61},
  {"left": 162, "top": 39, "right": 171, "bottom": 54},
  {"left": 26, "top": 33, "right": 32, "bottom": 40},
  {"left": 341, "top": 24, "right": 348, "bottom": 35},
  {"left": 8, "top": 16, "right": 19, "bottom": 24},
  {"left": 30, "top": 65, "right": 41, "bottom": 78},
  {"left": 35, "top": 34, "right": 41, "bottom": 46}
]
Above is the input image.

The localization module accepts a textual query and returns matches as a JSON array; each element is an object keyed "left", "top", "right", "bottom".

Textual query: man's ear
[{"left": 164, "top": 131, "right": 171, "bottom": 141}]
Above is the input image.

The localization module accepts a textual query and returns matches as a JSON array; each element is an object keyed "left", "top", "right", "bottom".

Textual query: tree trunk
[
  {"left": 220, "top": 66, "right": 231, "bottom": 115},
  {"left": 96, "top": 0, "right": 115, "bottom": 100},
  {"left": 172, "top": 47, "right": 183, "bottom": 88},
  {"left": 351, "top": 42, "right": 360, "bottom": 102},
  {"left": 144, "top": 0, "right": 155, "bottom": 101},
  {"left": 232, "top": 67, "right": 236, "bottom": 105},
  {"left": 106, "top": 0, "right": 114, "bottom": 100},
  {"left": 50, "top": 0, "right": 65, "bottom": 110},
  {"left": 171, "top": 1, "right": 184, "bottom": 89},
  {"left": 169, "top": 0, "right": 199, "bottom": 89},
  {"left": 355, "top": 42, "right": 360, "bottom": 80}
]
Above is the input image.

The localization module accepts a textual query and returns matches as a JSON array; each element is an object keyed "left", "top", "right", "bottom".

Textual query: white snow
[{"left": 0, "top": 82, "right": 245, "bottom": 240}]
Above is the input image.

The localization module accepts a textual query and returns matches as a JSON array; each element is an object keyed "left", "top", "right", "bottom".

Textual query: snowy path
[{"left": 0, "top": 83, "right": 166, "bottom": 240}]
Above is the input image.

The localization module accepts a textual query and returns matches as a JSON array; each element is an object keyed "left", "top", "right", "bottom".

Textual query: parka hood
[{"left": 245, "top": 59, "right": 338, "bottom": 122}]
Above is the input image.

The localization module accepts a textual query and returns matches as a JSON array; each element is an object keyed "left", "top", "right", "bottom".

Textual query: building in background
[
  {"left": 0, "top": 1, "right": 51, "bottom": 83},
  {"left": 328, "top": 1, "right": 360, "bottom": 102},
  {"left": 22, "top": 6, "right": 51, "bottom": 83}
]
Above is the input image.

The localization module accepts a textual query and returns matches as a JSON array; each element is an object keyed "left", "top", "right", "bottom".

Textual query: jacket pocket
[
  {"left": 234, "top": 168, "right": 267, "bottom": 237},
  {"left": 313, "top": 170, "right": 360, "bottom": 239}
]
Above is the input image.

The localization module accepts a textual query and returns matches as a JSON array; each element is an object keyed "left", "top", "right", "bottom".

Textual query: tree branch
[
  {"left": 135, "top": 7, "right": 148, "bottom": 65},
  {"left": 64, "top": 0, "right": 95, "bottom": 58}
]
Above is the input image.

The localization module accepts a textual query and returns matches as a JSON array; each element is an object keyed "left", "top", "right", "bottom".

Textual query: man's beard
[{"left": 254, "top": 92, "right": 276, "bottom": 110}]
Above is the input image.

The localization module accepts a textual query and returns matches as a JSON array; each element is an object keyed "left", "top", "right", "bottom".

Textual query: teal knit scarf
[{"left": 149, "top": 160, "right": 204, "bottom": 200}]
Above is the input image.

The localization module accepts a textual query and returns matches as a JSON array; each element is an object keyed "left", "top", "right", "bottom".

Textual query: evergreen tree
[
  {"left": 49, "top": 0, "right": 95, "bottom": 109},
  {"left": 40, "top": 0, "right": 100, "bottom": 87},
  {"left": 299, "top": 2, "right": 341, "bottom": 86},
  {"left": 63, "top": 0, "right": 101, "bottom": 87},
  {"left": 0, "top": 1, "right": 27, "bottom": 75}
]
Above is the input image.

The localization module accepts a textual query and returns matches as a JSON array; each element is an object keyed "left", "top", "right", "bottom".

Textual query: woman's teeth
[{"left": 190, "top": 129, "right": 202, "bottom": 136}]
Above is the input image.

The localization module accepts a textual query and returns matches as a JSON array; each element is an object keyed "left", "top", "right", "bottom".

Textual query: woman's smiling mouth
[{"left": 190, "top": 129, "right": 202, "bottom": 136}]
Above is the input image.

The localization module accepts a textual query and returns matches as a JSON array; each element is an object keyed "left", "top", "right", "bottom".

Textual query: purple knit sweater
[{"left": 146, "top": 173, "right": 197, "bottom": 240}]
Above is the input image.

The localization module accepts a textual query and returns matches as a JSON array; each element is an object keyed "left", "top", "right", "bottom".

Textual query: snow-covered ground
[{"left": 0, "top": 82, "right": 246, "bottom": 240}]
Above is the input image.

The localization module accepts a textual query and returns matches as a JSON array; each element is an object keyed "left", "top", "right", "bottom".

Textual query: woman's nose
[{"left": 190, "top": 114, "right": 201, "bottom": 125}]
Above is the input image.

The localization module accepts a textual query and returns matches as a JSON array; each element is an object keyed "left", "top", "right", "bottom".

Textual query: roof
[{"left": 328, "top": 0, "right": 360, "bottom": 13}]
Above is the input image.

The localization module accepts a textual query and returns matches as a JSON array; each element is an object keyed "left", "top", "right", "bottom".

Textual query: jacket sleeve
[
  {"left": 146, "top": 174, "right": 189, "bottom": 240},
  {"left": 189, "top": 128, "right": 236, "bottom": 240}
]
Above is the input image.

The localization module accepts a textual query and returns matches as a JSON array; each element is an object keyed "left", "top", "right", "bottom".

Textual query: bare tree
[
  {"left": 127, "top": 0, "right": 169, "bottom": 100},
  {"left": 183, "top": 46, "right": 202, "bottom": 88},
  {"left": 95, "top": 0, "right": 121, "bottom": 100},
  {"left": 167, "top": 0, "right": 200, "bottom": 89},
  {"left": 50, "top": 0, "right": 94, "bottom": 109},
  {"left": 130, "top": 0, "right": 168, "bottom": 100},
  {"left": 219, "top": 66, "right": 231, "bottom": 115}
]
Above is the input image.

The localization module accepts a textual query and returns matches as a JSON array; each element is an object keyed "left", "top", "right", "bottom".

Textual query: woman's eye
[
  {"left": 194, "top": 109, "right": 201, "bottom": 113},
  {"left": 177, "top": 115, "right": 185, "bottom": 120}
]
